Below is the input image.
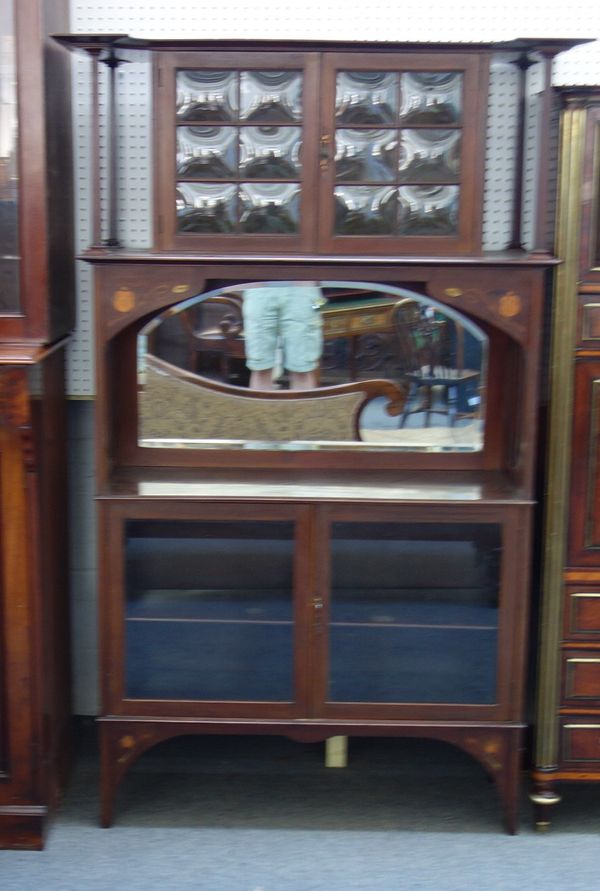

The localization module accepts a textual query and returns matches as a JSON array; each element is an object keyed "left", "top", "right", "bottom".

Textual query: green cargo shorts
[{"left": 242, "top": 284, "right": 324, "bottom": 373}]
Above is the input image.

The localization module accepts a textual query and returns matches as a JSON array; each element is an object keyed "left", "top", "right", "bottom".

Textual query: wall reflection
[{"left": 138, "top": 281, "right": 487, "bottom": 452}]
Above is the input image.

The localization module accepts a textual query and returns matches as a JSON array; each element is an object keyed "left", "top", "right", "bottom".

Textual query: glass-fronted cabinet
[
  {"left": 0, "top": 0, "right": 73, "bottom": 851},
  {"left": 155, "top": 50, "right": 486, "bottom": 254},
  {"left": 105, "top": 501, "right": 522, "bottom": 726}
]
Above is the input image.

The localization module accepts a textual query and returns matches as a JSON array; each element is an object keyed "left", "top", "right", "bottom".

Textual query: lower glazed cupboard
[{"left": 98, "top": 494, "right": 531, "bottom": 832}]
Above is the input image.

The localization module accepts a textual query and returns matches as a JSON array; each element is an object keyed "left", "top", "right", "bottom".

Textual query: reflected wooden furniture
[
  {"left": 53, "top": 33, "right": 585, "bottom": 834},
  {"left": 532, "top": 89, "right": 600, "bottom": 827},
  {"left": 0, "top": 0, "right": 74, "bottom": 850},
  {"left": 393, "top": 299, "right": 480, "bottom": 427},
  {"left": 180, "top": 294, "right": 245, "bottom": 380},
  {"left": 139, "top": 353, "right": 406, "bottom": 442}
]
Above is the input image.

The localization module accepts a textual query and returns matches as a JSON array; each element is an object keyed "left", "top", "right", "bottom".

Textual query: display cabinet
[
  {"left": 0, "top": 0, "right": 74, "bottom": 849},
  {"left": 55, "top": 33, "right": 585, "bottom": 833},
  {"left": 532, "top": 88, "right": 600, "bottom": 827}
]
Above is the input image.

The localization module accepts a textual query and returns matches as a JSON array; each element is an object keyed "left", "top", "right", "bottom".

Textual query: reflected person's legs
[
  {"left": 288, "top": 370, "right": 319, "bottom": 390},
  {"left": 281, "top": 285, "right": 323, "bottom": 390},
  {"left": 249, "top": 368, "right": 277, "bottom": 390},
  {"left": 242, "top": 288, "right": 280, "bottom": 390}
]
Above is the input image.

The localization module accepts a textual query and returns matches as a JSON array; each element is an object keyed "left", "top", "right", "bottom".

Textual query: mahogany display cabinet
[
  {"left": 0, "top": 0, "right": 74, "bottom": 849},
  {"left": 55, "top": 33, "right": 586, "bottom": 833},
  {"left": 532, "top": 88, "right": 600, "bottom": 827}
]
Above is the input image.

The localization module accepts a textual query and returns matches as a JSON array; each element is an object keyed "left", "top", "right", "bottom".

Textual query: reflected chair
[
  {"left": 392, "top": 298, "right": 480, "bottom": 427},
  {"left": 180, "top": 294, "right": 246, "bottom": 383}
]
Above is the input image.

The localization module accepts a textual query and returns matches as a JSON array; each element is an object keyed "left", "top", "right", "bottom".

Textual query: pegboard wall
[{"left": 66, "top": 0, "right": 600, "bottom": 396}]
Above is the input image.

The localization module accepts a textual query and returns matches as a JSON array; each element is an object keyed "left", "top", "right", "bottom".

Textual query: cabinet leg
[
  {"left": 530, "top": 780, "right": 561, "bottom": 831},
  {"left": 497, "top": 733, "right": 522, "bottom": 835},
  {"left": 100, "top": 723, "right": 118, "bottom": 828}
]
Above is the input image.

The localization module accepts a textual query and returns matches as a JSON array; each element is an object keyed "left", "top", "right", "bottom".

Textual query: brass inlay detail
[
  {"left": 444, "top": 287, "right": 463, "bottom": 298},
  {"left": 530, "top": 793, "right": 562, "bottom": 806},
  {"left": 120, "top": 735, "right": 135, "bottom": 749},
  {"left": 563, "top": 723, "right": 600, "bottom": 729},
  {"left": 172, "top": 284, "right": 190, "bottom": 294},
  {"left": 113, "top": 288, "right": 136, "bottom": 313},
  {"left": 566, "top": 658, "right": 600, "bottom": 663},
  {"left": 498, "top": 292, "right": 522, "bottom": 318}
]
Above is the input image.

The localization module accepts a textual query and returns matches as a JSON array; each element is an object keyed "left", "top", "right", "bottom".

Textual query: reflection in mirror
[{"left": 138, "top": 282, "right": 487, "bottom": 452}]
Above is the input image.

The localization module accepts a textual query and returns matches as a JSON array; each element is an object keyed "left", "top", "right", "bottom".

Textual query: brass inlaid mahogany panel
[
  {"left": 564, "top": 588, "right": 600, "bottom": 637},
  {"left": 562, "top": 652, "right": 600, "bottom": 702},
  {"left": 580, "top": 302, "right": 600, "bottom": 342},
  {"left": 561, "top": 722, "right": 600, "bottom": 764}
]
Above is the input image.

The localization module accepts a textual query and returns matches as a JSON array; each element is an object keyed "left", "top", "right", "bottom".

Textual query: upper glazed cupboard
[
  {"left": 157, "top": 50, "right": 486, "bottom": 254},
  {"left": 54, "top": 35, "right": 585, "bottom": 259}
]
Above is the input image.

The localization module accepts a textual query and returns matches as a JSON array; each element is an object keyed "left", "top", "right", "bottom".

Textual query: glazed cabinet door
[
  {"left": 154, "top": 51, "right": 320, "bottom": 253},
  {"left": 314, "top": 504, "right": 527, "bottom": 721},
  {"left": 0, "top": 0, "right": 73, "bottom": 343},
  {"left": 317, "top": 52, "right": 488, "bottom": 256},
  {"left": 101, "top": 501, "right": 314, "bottom": 719}
]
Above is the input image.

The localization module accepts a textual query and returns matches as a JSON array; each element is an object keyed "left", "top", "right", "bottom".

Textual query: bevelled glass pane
[
  {"left": 335, "top": 72, "right": 398, "bottom": 125},
  {"left": 328, "top": 521, "right": 500, "bottom": 703},
  {"left": 399, "top": 72, "right": 462, "bottom": 125},
  {"left": 334, "top": 186, "right": 396, "bottom": 235},
  {"left": 176, "top": 182, "right": 237, "bottom": 233},
  {"left": 176, "top": 126, "right": 238, "bottom": 178},
  {"left": 0, "top": 0, "right": 20, "bottom": 312},
  {"left": 398, "top": 129, "right": 460, "bottom": 183},
  {"left": 335, "top": 129, "right": 397, "bottom": 182},
  {"left": 239, "top": 183, "right": 300, "bottom": 233},
  {"left": 125, "top": 519, "right": 295, "bottom": 701},
  {"left": 240, "top": 71, "right": 302, "bottom": 123},
  {"left": 240, "top": 126, "right": 301, "bottom": 179},
  {"left": 176, "top": 70, "right": 238, "bottom": 122},
  {"left": 397, "top": 185, "right": 459, "bottom": 236}
]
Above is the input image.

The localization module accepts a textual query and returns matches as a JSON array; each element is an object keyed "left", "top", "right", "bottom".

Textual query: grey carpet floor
[{"left": 1, "top": 731, "right": 599, "bottom": 890}]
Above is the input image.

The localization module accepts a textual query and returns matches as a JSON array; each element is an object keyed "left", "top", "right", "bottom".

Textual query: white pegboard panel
[
  {"left": 66, "top": 261, "right": 95, "bottom": 397},
  {"left": 71, "top": 0, "right": 598, "bottom": 46},
  {"left": 115, "top": 63, "right": 153, "bottom": 249},
  {"left": 481, "top": 57, "right": 519, "bottom": 251},
  {"left": 67, "top": 0, "right": 600, "bottom": 396}
]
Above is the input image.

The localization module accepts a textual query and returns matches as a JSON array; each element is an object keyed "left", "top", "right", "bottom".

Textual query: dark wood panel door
[{"left": 568, "top": 360, "right": 600, "bottom": 565}]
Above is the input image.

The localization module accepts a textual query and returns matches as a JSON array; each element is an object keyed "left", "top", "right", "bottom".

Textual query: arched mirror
[{"left": 138, "top": 281, "right": 487, "bottom": 452}]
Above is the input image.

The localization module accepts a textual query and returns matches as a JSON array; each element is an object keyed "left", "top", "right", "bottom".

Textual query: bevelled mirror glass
[{"left": 137, "top": 281, "right": 487, "bottom": 452}]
